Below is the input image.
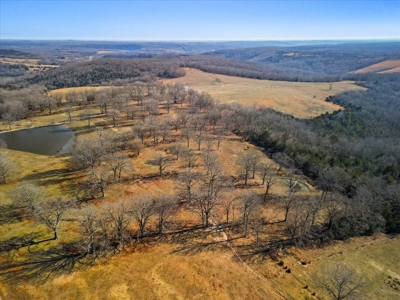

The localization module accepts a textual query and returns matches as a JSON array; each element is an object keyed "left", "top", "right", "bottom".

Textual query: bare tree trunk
[{"left": 53, "top": 229, "right": 59, "bottom": 240}]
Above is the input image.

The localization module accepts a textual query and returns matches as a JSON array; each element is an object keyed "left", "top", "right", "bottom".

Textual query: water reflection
[{"left": 0, "top": 125, "right": 76, "bottom": 155}]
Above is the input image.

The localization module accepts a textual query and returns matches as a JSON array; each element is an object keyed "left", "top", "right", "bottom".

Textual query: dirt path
[
  {"left": 210, "top": 222, "right": 289, "bottom": 300},
  {"left": 149, "top": 262, "right": 183, "bottom": 300}
]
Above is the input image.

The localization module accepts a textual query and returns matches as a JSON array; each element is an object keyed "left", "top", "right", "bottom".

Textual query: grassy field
[
  {"left": 355, "top": 59, "right": 400, "bottom": 74},
  {"left": 0, "top": 57, "right": 59, "bottom": 72},
  {"left": 1, "top": 87, "right": 399, "bottom": 299},
  {"left": 250, "top": 233, "right": 400, "bottom": 300},
  {"left": 160, "top": 68, "right": 365, "bottom": 118}
]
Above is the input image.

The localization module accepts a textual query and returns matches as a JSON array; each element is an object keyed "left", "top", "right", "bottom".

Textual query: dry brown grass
[
  {"left": 0, "top": 57, "right": 58, "bottom": 72},
  {"left": 258, "top": 234, "right": 400, "bottom": 300},
  {"left": 1, "top": 88, "right": 398, "bottom": 299},
  {"left": 1, "top": 243, "right": 287, "bottom": 300},
  {"left": 355, "top": 59, "right": 400, "bottom": 74},
  {"left": 160, "top": 68, "right": 365, "bottom": 118}
]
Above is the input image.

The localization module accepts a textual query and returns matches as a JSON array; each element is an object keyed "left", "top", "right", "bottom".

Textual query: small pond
[{"left": 0, "top": 125, "right": 76, "bottom": 155}]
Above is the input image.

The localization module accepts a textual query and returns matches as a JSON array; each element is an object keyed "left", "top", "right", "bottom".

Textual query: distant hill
[
  {"left": 0, "top": 49, "right": 35, "bottom": 58},
  {"left": 354, "top": 59, "right": 400, "bottom": 74}
]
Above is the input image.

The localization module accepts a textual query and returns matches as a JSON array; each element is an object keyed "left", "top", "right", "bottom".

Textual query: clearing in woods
[
  {"left": 0, "top": 57, "right": 59, "bottom": 71},
  {"left": 160, "top": 68, "right": 366, "bottom": 118},
  {"left": 355, "top": 59, "right": 400, "bottom": 74}
]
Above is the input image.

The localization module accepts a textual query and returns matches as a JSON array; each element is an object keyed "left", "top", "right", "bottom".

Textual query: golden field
[
  {"left": 0, "top": 57, "right": 58, "bottom": 72},
  {"left": 160, "top": 68, "right": 366, "bottom": 118},
  {"left": 355, "top": 59, "right": 400, "bottom": 74}
]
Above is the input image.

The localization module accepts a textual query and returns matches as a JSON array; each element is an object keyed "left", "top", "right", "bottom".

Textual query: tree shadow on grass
[
  {"left": 0, "top": 240, "right": 113, "bottom": 284},
  {"left": 21, "top": 168, "right": 84, "bottom": 188},
  {"left": 0, "top": 204, "right": 26, "bottom": 224},
  {"left": 0, "top": 232, "right": 43, "bottom": 254},
  {"left": 236, "top": 237, "right": 293, "bottom": 264},
  {"left": 170, "top": 239, "right": 231, "bottom": 256},
  {"left": 0, "top": 244, "right": 83, "bottom": 284},
  {"left": 167, "top": 225, "right": 239, "bottom": 256}
]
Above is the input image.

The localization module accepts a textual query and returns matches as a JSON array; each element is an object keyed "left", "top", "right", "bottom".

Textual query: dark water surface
[{"left": 0, "top": 125, "right": 76, "bottom": 155}]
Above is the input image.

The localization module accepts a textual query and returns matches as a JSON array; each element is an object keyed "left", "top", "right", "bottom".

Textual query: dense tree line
[
  {"left": 199, "top": 42, "right": 400, "bottom": 81},
  {"left": 0, "top": 49, "right": 35, "bottom": 58},
  {"left": 232, "top": 73, "right": 400, "bottom": 236},
  {"left": 17, "top": 58, "right": 185, "bottom": 89},
  {"left": 0, "top": 63, "right": 29, "bottom": 77}
]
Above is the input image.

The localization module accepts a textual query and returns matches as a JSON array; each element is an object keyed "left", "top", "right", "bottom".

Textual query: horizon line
[{"left": 1, "top": 38, "right": 400, "bottom": 43}]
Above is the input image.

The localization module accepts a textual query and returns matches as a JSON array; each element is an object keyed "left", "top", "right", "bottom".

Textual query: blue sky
[{"left": 1, "top": 1, "right": 399, "bottom": 40}]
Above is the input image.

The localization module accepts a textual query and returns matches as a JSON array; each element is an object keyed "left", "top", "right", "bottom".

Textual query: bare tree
[
  {"left": 80, "top": 167, "right": 111, "bottom": 199},
  {"left": 83, "top": 106, "right": 95, "bottom": 127},
  {"left": 129, "top": 138, "right": 143, "bottom": 156},
  {"left": 201, "top": 150, "right": 218, "bottom": 175},
  {"left": 253, "top": 212, "right": 265, "bottom": 245},
  {"left": 78, "top": 206, "right": 101, "bottom": 255},
  {"left": 35, "top": 197, "right": 73, "bottom": 240},
  {"left": 216, "top": 128, "right": 226, "bottom": 150},
  {"left": 71, "top": 138, "right": 106, "bottom": 174},
  {"left": 12, "top": 182, "right": 44, "bottom": 214},
  {"left": 106, "top": 199, "right": 131, "bottom": 247},
  {"left": 286, "top": 170, "right": 299, "bottom": 194},
  {"left": 204, "top": 135, "right": 215, "bottom": 153},
  {"left": 96, "top": 91, "right": 108, "bottom": 114},
  {"left": 51, "top": 92, "right": 63, "bottom": 107},
  {"left": 194, "top": 132, "right": 203, "bottom": 150},
  {"left": 65, "top": 104, "right": 74, "bottom": 122},
  {"left": 314, "top": 261, "right": 365, "bottom": 300},
  {"left": 237, "top": 152, "right": 253, "bottom": 186},
  {"left": 130, "top": 194, "right": 154, "bottom": 239},
  {"left": 43, "top": 95, "right": 57, "bottom": 115},
  {"left": 133, "top": 122, "right": 148, "bottom": 144},
  {"left": 65, "top": 91, "right": 77, "bottom": 105},
  {"left": 159, "top": 118, "right": 171, "bottom": 143},
  {"left": 154, "top": 194, "right": 178, "bottom": 234},
  {"left": 146, "top": 116, "right": 160, "bottom": 144},
  {"left": 176, "top": 168, "right": 198, "bottom": 201},
  {"left": 249, "top": 151, "right": 263, "bottom": 179},
  {"left": 182, "top": 123, "right": 192, "bottom": 147},
  {"left": 285, "top": 197, "right": 316, "bottom": 246},
  {"left": 280, "top": 192, "right": 299, "bottom": 223},
  {"left": 168, "top": 83, "right": 185, "bottom": 105},
  {"left": 220, "top": 196, "right": 236, "bottom": 224},
  {"left": 181, "top": 148, "right": 198, "bottom": 171},
  {"left": 107, "top": 109, "right": 121, "bottom": 127},
  {"left": 169, "top": 142, "right": 185, "bottom": 160},
  {"left": 237, "top": 191, "right": 261, "bottom": 237},
  {"left": 145, "top": 98, "right": 160, "bottom": 116},
  {"left": 0, "top": 152, "right": 15, "bottom": 184},
  {"left": 146, "top": 152, "right": 171, "bottom": 176},
  {"left": 133, "top": 82, "right": 145, "bottom": 106},
  {"left": 258, "top": 162, "right": 277, "bottom": 201},
  {"left": 190, "top": 160, "right": 229, "bottom": 227},
  {"left": 106, "top": 152, "right": 132, "bottom": 181},
  {"left": 324, "top": 192, "right": 345, "bottom": 231},
  {"left": 164, "top": 97, "right": 173, "bottom": 114},
  {"left": 1, "top": 112, "right": 14, "bottom": 130}
]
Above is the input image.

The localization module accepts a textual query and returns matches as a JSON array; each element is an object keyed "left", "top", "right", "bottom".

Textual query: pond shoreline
[{"left": 0, "top": 124, "right": 76, "bottom": 156}]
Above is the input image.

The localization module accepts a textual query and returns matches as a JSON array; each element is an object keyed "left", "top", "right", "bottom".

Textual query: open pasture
[
  {"left": 0, "top": 57, "right": 58, "bottom": 71},
  {"left": 355, "top": 59, "right": 400, "bottom": 74},
  {"left": 160, "top": 68, "right": 365, "bottom": 118}
]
